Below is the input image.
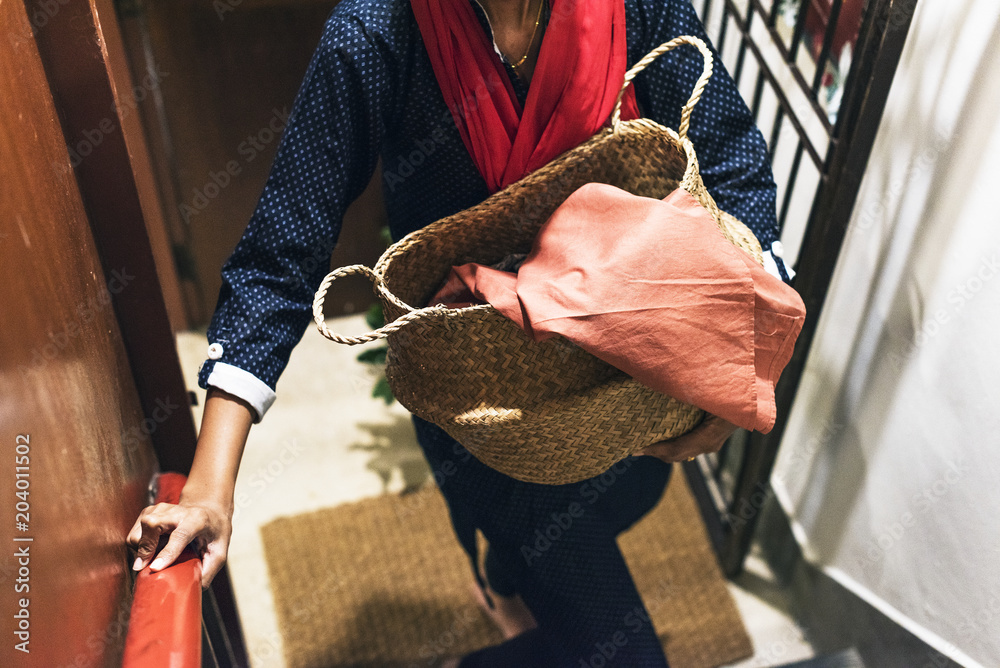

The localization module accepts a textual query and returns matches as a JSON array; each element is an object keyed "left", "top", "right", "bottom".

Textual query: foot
[{"left": 470, "top": 582, "right": 538, "bottom": 639}]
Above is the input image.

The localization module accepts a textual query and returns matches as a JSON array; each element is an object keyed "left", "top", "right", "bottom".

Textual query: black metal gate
[{"left": 682, "top": 0, "right": 919, "bottom": 576}]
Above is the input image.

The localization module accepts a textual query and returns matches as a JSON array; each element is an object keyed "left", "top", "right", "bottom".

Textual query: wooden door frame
[{"left": 25, "top": 0, "right": 248, "bottom": 663}]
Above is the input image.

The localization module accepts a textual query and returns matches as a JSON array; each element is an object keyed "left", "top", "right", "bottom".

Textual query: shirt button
[
  {"left": 771, "top": 240, "right": 785, "bottom": 258},
  {"left": 207, "top": 343, "right": 224, "bottom": 360}
]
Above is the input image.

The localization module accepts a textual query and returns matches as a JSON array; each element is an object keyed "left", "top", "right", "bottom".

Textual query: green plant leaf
[
  {"left": 365, "top": 302, "right": 384, "bottom": 330},
  {"left": 379, "top": 226, "right": 393, "bottom": 248},
  {"left": 357, "top": 346, "right": 388, "bottom": 365},
  {"left": 372, "top": 376, "right": 394, "bottom": 404}
]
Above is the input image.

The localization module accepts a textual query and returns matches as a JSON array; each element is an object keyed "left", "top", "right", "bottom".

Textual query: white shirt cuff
[
  {"left": 763, "top": 240, "right": 795, "bottom": 281},
  {"left": 206, "top": 362, "right": 276, "bottom": 423}
]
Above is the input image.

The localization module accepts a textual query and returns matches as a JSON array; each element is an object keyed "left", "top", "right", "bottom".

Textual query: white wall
[{"left": 771, "top": 1, "right": 1000, "bottom": 666}]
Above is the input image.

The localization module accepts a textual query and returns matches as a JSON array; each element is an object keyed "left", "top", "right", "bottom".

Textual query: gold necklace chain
[{"left": 505, "top": 0, "right": 545, "bottom": 70}]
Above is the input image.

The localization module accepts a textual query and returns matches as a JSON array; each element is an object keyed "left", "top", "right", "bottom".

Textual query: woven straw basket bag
[{"left": 313, "top": 36, "right": 764, "bottom": 485}]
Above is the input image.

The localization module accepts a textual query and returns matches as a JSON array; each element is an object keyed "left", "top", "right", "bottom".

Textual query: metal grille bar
[
  {"left": 812, "top": 0, "right": 847, "bottom": 94},
  {"left": 684, "top": 0, "right": 918, "bottom": 576},
  {"left": 748, "top": 0, "right": 835, "bottom": 134}
]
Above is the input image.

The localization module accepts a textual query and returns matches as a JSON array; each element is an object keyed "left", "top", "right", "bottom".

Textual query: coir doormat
[{"left": 261, "top": 473, "right": 752, "bottom": 667}]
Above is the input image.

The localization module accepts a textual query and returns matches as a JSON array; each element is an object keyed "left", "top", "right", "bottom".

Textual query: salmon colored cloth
[{"left": 429, "top": 183, "right": 806, "bottom": 433}]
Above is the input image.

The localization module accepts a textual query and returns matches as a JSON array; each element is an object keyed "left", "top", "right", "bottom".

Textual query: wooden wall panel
[
  {"left": 28, "top": 0, "right": 199, "bottom": 473},
  {"left": 100, "top": 0, "right": 191, "bottom": 335},
  {"left": 0, "top": 2, "right": 158, "bottom": 665},
  {"left": 127, "top": 0, "right": 388, "bottom": 326}
]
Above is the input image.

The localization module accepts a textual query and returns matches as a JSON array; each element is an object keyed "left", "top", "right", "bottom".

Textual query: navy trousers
[{"left": 412, "top": 417, "right": 673, "bottom": 667}]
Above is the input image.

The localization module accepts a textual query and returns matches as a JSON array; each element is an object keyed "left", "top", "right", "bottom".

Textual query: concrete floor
[{"left": 176, "top": 314, "right": 815, "bottom": 668}]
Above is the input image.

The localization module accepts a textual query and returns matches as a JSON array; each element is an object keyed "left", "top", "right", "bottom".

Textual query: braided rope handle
[
  {"left": 315, "top": 35, "right": 715, "bottom": 345},
  {"left": 313, "top": 264, "right": 444, "bottom": 344},
  {"left": 610, "top": 35, "right": 714, "bottom": 140}
]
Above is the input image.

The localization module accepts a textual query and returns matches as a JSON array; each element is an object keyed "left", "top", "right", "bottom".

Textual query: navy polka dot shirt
[{"left": 198, "top": 0, "right": 786, "bottom": 420}]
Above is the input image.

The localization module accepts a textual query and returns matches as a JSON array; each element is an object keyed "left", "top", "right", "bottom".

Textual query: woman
[{"left": 128, "top": 0, "right": 788, "bottom": 664}]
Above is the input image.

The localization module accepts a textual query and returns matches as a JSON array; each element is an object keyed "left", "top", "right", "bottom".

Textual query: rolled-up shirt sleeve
[
  {"left": 196, "top": 8, "right": 392, "bottom": 421},
  {"left": 630, "top": 0, "right": 791, "bottom": 281}
]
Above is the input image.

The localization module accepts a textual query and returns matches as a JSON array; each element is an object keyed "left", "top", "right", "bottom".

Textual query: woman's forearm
[
  {"left": 179, "top": 387, "right": 255, "bottom": 512},
  {"left": 129, "top": 387, "right": 255, "bottom": 583}
]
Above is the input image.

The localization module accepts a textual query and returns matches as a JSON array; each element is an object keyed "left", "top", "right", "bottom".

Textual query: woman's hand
[
  {"left": 640, "top": 414, "right": 739, "bottom": 463},
  {"left": 126, "top": 387, "right": 255, "bottom": 589},
  {"left": 127, "top": 495, "right": 233, "bottom": 589}
]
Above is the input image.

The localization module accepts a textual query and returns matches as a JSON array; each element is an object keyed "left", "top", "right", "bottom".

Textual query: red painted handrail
[{"left": 122, "top": 472, "right": 202, "bottom": 668}]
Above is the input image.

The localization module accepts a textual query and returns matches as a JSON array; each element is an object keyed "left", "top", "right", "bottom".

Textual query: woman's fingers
[
  {"left": 126, "top": 517, "right": 143, "bottom": 548},
  {"left": 641, "top": 414, "right": 738, "bottom": 462},
  {"left": 199, "top": 543, "right": 227, "bottom": 589},
  {"left": 148, "top": 523, "right": 195, "bottom": 572},
  {"left": 641, "top": 439, "right": 697, "bottom": 462},
  {"left": 641, "top": 421, "right": 708, "bottom": 461},
  {"left": 130, "top": 521, "right": 162, "bottom": 571},
  {"left": 128, "top": 503, "right": 214, "bottom": 573},
  {"left": 130, "top": 503, "right": 178, "bottom": 570}
]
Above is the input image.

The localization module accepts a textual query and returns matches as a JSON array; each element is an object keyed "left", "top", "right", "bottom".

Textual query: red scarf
[{"left": 411, "top": 0, "right": 641, "bottom": 192}]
